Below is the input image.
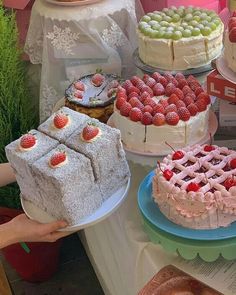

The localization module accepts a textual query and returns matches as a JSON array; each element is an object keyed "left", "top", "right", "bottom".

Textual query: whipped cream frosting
[{"left": 224, "top": 30, "right": 236, "bottom": 72}]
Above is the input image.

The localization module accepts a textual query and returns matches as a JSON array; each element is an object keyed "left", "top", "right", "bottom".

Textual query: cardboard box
[
  {"left": 207, "top": 70, "right": 236, "bottom": 102},
  {"left": 219, "top": 99, "right": 236, "bottom": 126}
]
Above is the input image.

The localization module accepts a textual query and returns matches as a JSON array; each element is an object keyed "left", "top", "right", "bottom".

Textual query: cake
[
  {"left": 5, "top": 107, "right": 130, "bottom": 225},
  {"left": 152, "top": 143, "right": 236, "bottom": 229},
  {"left": 112, "top": 72, "right": 211, "bottom": 154},
  {"left": 138, "top": 6, "right": 224, "bottom": 70},
  {"left": 224, "top": 12, "right": 236, "bottom": 72},
  {"left": 65, "top": 73, "right": 120, "bottom": 123}
]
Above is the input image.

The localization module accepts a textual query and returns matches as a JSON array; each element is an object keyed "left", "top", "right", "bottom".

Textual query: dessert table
[{"left": 25, "top": 0, "right": 143, "bottom": 121}]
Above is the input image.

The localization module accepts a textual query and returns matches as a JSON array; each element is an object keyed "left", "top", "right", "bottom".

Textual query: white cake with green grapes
[{"left": 138, "top": 6, "right": 224, "bottom": 70}]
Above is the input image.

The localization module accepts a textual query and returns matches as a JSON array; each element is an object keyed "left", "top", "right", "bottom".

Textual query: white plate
[
  {"left": 45, "top": 0, "right": 102, "bottom": 6},
  {"left": 216, "top": 54, "right": 236, "bottom": 85},
  {"left": 21, "top": 178, "right": 130, "bottom": 232},
  {"left": 107, "top": 110, "right": 218, "bottom": 157}
]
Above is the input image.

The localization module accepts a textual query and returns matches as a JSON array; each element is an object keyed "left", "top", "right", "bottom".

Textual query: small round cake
[
  {"left": 65, "top": 73, "right": 120, "bottom": 123},
  {"left": 153, "top": 144, "right": 236, "bottom": 229},
  {"left": 224, "top": 13, "right": 236, "bottom": 72},
  {"left": 138, "top": 6, "right": 224, "bottom": 70},
  {"left": 112, "top": 72, "right": 211, "bottom": 154}
]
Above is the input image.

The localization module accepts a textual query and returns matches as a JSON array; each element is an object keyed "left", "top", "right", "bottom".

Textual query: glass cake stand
[
  {"left": 133, "top": 48, "right": 214, "bottom": 76},
  {"left": 138, "top": 171, "right": 236, "bottom": 262}
]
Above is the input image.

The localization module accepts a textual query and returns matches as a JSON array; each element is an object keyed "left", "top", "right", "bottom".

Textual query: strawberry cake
[
  {"left": 112, "top": 73, "right": 211, "bottom": 154},
  {"left": 224, "top": 12, "right": 236, "bottom": 72},
  {"left": 152, "top": 143, "right": 236, "bottom": 229},
  {"left": 65, "top": 73, "right": 120, "bottom": 123},
  {"left": 138, "top": 6, "right": 223, "bottom": 70},
  {"left": 5, "top": 108, "right": 130, "bottom": 225}
]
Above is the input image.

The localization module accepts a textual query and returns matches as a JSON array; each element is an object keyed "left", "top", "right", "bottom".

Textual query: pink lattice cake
[{"left": 152, "top": 144, "right": 236, "bottom": 229}]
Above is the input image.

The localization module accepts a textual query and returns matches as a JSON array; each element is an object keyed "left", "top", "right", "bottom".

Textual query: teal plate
[{"left": 138, "top": 170, "right": 236, "bottom": 241}]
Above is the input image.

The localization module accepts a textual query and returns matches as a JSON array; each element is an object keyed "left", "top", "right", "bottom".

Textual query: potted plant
[{"left": 0, "top": 5, "right": 61, "bottom": 283}]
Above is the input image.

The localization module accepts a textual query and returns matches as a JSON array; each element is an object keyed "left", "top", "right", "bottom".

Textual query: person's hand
[{"left": 6, "top": 214, "right": 70, "bottom": 245}]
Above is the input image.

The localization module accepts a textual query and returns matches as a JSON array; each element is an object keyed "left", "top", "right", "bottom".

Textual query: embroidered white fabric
[{"left": 24, "top": 0, "right": 144, "bottom": 121}]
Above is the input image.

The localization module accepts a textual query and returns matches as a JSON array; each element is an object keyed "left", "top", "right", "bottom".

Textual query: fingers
[
  {"left": 40, "top": 220, "right": 68, "bottom": 235},
  {"left": 43, "top": 230, "right": 74, "bottom": 243}
]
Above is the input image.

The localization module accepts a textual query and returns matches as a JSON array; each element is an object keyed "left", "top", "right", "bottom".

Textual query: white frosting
[
  {"left": 138, "top": 24, "right": 224, "bottom": 70},
  {"left": 224, "top": 30, "right": 236, "bottom": 72},
  {"left": 113, "top": 106, "right": 210, "bottom": 154}
]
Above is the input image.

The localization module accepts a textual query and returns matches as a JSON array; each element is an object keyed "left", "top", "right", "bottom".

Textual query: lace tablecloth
[{"left": 25, "top": 0, "right": 143, "bottom": 121}]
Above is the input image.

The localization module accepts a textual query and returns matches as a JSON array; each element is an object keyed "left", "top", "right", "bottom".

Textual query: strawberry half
[
  {"left": 49, "top": 151, "right": 67, "bottom": 168},
  {"left": 53, "top": 112, "right": 69, "bottom": 129},
  {"left": 20, "top": 133, "right": 36, "bottom": 149},
  {"left": 82, "top": 123, "right": 100, "bottom": 141}
]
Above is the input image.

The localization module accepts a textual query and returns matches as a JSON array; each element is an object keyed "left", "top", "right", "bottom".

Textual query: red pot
[{"left": 0, "top": 207, "right": 62, "bottom": 283}]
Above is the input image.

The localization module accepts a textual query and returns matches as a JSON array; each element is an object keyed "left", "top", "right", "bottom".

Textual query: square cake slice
[
  {"left": 31, "top": 144, "right": 103, "bottom": 225},
  {"left": 5, "top": 130, "right": 58, "bottom": 207},
  {"left": 38, "top": 107, "right": 89, "bottom": 143},
  {"left": 65, "top": 118, "right": 130, "bottom": 200}
]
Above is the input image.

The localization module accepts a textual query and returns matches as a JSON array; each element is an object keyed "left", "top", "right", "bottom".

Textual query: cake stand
[
  {"left": 21, "top": 177, "right": 130, "bottom": 232},
  {"left": 216, "top": 54, "right": 236, "bottom": 84},
  {"left": 45, "top": 0, "right": 103, "bottom": 7},
  {"left": 133, "top": 48, "right": 214, "bottom": 76},
  {"left": 138, "top": 171, "right": 236, "bottom": 262}
]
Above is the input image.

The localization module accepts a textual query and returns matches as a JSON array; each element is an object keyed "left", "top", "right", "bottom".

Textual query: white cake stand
[
  {"left": 44, "top": 0, "right": 103, "bottom": 6},
  {"left": 21, "top": 178, "right": 130, "bottom": 232},
  {"left": 216, "top": 54, "right": 236, "bottom": 85}
]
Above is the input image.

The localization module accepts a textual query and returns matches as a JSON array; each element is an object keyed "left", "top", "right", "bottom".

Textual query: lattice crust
[{"left": 161, "top": 145, "right": 236, "bottom": 194}]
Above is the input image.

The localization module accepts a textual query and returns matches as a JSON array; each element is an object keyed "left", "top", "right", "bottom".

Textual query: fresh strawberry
[
  {"left": 136, "top": 81, "right": 146, "bottom": 91},
  {"left": 141, "top": 112, "right": 153, "bottom": 125},
  {"left": 82, "top": 123, "right": 100, "bottom": 141},
  {"left": 128, "top": 92, "right": 139, "bottom": 100},
  {"left": 175, "top": 100, "right": 186, "bottom": 109},
  {"left": 189, "top": 81, "right": 201, "bottom": 92},
  {"left": 165, "top": 83, "right": 176, "bottom": 96},
  {"left": 134, "top": 102, "right": 144, "bottom": 111},
  {"left": 175, "top": 72, "right": 185, "bottom": 81},
  {"left": 159, "top": 98, "right": 169, "bottom": 108},
  {"left": 183, "top": 95, "right": 194, "bottom": 106},
  {"left": 153, "top": 103, "right": 165, "bottom": 114},
  {"left": 116, "top": 91, "right": 127, "bottom": 100},
  {"left": 178, "top": 79, "right": 188, "bottom": 89},
  {"left": 197, "top": 92, "right": 211, "bottom": 104},
  {"left": 20, "top": 133, "right": 36, "bottom": 149},
  {"left": 229, "top": 27, "right": 236, "bottom": 42},
  {"left": 178, "top": 107, "right": 191, "bottom": 121},
  {"left": 152, "top": 72, "right": 162, "bottom": 82},
  {"left": 145, "top": 77, "right": 156, "bottom": 88},
  {"left": 153, "top": 83, "right": 165, "bottom": 96},
  {"left": 182, "top": 85, "right": 192, "bottom": 95},
  {"left": 50, "top": 151, "right": 67, "bottom": 167},
  {"left": 140, "top": 85, "right": 154, "bottom": 96},
  {"left": 116, "top": 97, "right": 126, "bottom": 110},
  {"left": 91, "top": 73, "right": 104, "bottom": 87},
  {"left": 164, "top": 72, "right": 174, "bottom": 82},
  {"left": 127, "top": 86, "right": 140, "bottom": 95},
  {"left": 140, "top": 91, "right": 151, "bottom": 102},
  {"left": 117, "top": 86, "right": 126, "bottom": 94},
  {"left": 187, "top": 75, "right": 197, "bottom": 83},
  {"left": 159, "top": 76, "right": 168, "bottom": 87},
  {"left": 122, "top": 80, "right": 133, "bottom": 90},
  {"left": 195, "top": 100, "right": 207, "bottom": 112},
  {"left": 153, "top": 113, "right": 165, "bottom": 126},
  {"left": 54, "top": 112, "right": 69, "bottom": 129},
  {"left": 185, "top": 92, "right": 196, "bottom": 101},
  {"left": 129, "top": 107, "right": 143, "bottom": 122},
  {"left": 187, "top": 182, "right": 200, "bottom": 192},
  {"left": 187, "top": 103, "right": 198, "bottom": 116},
  {"left": 74, "top": 90, "right": 83, "bottom": 99},
  {"left": 168, "top": 94, "right": 179, "bottom": 105},
  {"left": 129, "top": 97, "right": 140, "bottom": 107},
  {"left": 173, "top": 88, "right": 184, "bottom": 99},
  {"left": 143, "top": 74, "right": 150, "bottom": 83},
  {"left": 130, "top": 76, "right": 141, "bottom": 85},
  {"left": 143, "top": 105, "right": 153, "bottom": 114},
  {"left": 195, "top": 87, "right": 204, "bottom": 97},
  {"left": 170, "top": 78, "right": 178, "bottom": 87},
  {"left": 74, "top": 81, "right": 85, "bottom": 91},
  {"left": 165, "top": 112, "right": 179, "bottom": 125},
  {"left": 120, "top": 102, "right": 132, "bottom": 116},
  {"left": 165, "top": 104, "right": 177, "bottom": 114},
  {"left": 144, "top": 98, "right": 156, "bottom": 108}
]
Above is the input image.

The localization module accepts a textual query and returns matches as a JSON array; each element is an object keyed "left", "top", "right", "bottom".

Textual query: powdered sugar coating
[{"left": 153, "top": 144, "right": 236, "bottom": 229}]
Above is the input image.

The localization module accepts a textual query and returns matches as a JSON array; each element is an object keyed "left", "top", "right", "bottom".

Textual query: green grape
[
  {"left": 141, "top": 15, "right": 151, "bottom": 23},
  {"left": 150, "top": 30, "right": 162, "bottom": 38},
  {"left": 170, "top": 6, "right": 177, "bottom": 10},
  {"left": 166, "top": 9, "right": 175, "bottom": 17},
  {"left": 163, "top": 31, "right": 173, "bottom": 39},
  {"left": 179, "top": 6, "right": 185, "bottom": 10},
  {"left": 163, "top": 8, "right": 169, "bottom": 13},
  {"left": 193, "top": 11, "right": 201, "bottom": 16},
  {"left": 192, "top": 27, "right": 201, "bottom": 36},
  {"left": 182, "top": 29, "right": 192, "bottom": 37},
  {"left": 152, "top": 24, "right": 161, "bottom": 30},
  {"left": 176, "top": 8, "right": 184, "bottom": 16},
  {"left": 184, "top": 13, "right": 193, "bottom": 22},
  {"left": 185, "top": 7, "right": 193, "bottom": 14},
  {"left": 190, "top": 20, "right": 198, "bottom": 27},
  {"left": 186, "top": 25, "right": 193, "bottom": 31},
  {"left": 139, "top": 22, "right": 150, "bottom": 32},
  {"left": 172, "top": 30, "right": 182, "bottom": 40},
  {"left": 155, "top": 30, "right": 165, "bottom": 38},
  {"left": 163, "top": 15, "right": 172, "bottom": 22},
  {"left": 201, "top": 20, "right": 209, "bottom": 26},
  {"left": 175, "top": 26, "right": 184, "bottom": 32},
  {"left": 206, "top": 16, "right": 212, "bottom": 22},
  {"left": 207, "top": 22, "right": 217, "bottom": 31},
  {"left": 181, "top": 22, "right": 188, "bottom": 28},
  {"left": 196, "top": 23, "right": 204, "bottom": 30},
  {"left": 160, "top": 20, "right": 169, "bottom": 27},
  {"left": 147, "top": 13, "right": 155, "bottom": 18},
  {"left": 213, "top": 18, "right": 221, "bottom": 26},
  {"left": 152, "top": 14, "right": 162, "bottom": 22},
  {"left": 201, "top": 26, "right": 212, "bottom": 36},
  {"left": 143, "top": 27, "right": 153, "bottom": 36},
  {"left": 149, "top": 20, "right": 159, "bottom": 27},
  {"left": 166, "top": 26, "right": 174, "bottom": 32},
  {"left": 200, "top": 13, "right": 208, "bottom": 20},
  {"left": 159, "top": 26, "right": 167, "bottom": 32},
  {"left": 172, "top": 14, "right": 180, "bottom": 23},
  {"left": 193, "top": 16, "right": 201, "bottom": 22},
  {"left": 208, "top": 12, "right": 217, "bottom": 18}
]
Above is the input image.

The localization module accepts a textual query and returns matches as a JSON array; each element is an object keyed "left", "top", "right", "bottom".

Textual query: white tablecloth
[{"left": 25, "top": 0, "right": 143, "bottom": 121}]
